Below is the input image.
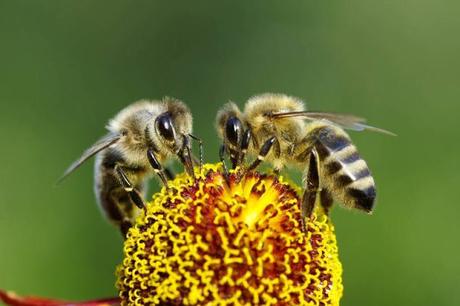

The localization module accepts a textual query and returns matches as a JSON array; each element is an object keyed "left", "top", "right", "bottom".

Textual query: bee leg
[
  {"left": 272, "top": 140, "right": 283, "bottom": 174},
  {"left": 120, "top": 218, "right": 133, "bottom": 237},
  {"left": 247, "top": 136, "right": 276, "bottom": 171},
  {"left": 179, "top": 135, "right": 195, "bottom": 179},
  {"left": 301, "top": 150, "right": 320, "bottom": 231},
  {"left": 104, "top": 192, "right": 134, "bottom": 238},
  {"left": 146, "top": 149, "right": 170, "bottom": 188},
  {"left": 301, "top": 147, "right": 335, "bottom": 224},
  {"left": 219, "top": 143, "right": 230, "bottom": 183},
  {"left": 188, "top": 133, "right": 203, "bottom": 173},
  {"left": 164, "top": 167, "right": 175, "bottom": 180},
  {"left": 320, "top": 189, "right": 334, "bottom": 215},
  {"left": 238, "top": 129, "right": 252, "bottom": 167},
  {"left": 225, "top": 116, "right": 244, "bottom": 168},
  {"left": 114, "top": 165, "right": 145, "bottom": 210}
]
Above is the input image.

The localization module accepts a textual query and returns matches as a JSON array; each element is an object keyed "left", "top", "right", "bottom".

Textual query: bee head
[
  {"left": 150, "top": 98, "right": 193, "bottom": 154},
  {"left": 225, "top": 116, "right": 244, "bottom": 148},
  {"left": 215, "top": 102, "right": 244, "bottom": 149},
  {"left": 155, "top": 112, "right": 177, "bottom": 144}
]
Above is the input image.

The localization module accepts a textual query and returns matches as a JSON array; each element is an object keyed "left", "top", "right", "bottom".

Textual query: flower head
[{"left": 117, "top": 164, "right": 343, "bottom": 305}]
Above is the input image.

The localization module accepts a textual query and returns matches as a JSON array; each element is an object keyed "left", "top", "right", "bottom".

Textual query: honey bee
[
  {"left": 216, "top": 93, "right": 393, "bottom": 223},
  {"left": 59, "top": 97, "right": 202, "bottom": 236}
]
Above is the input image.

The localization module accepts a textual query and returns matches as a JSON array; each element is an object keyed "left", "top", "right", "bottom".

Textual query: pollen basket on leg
[{"left": 117, "top": 164, "right": 343, "bottom": 306}]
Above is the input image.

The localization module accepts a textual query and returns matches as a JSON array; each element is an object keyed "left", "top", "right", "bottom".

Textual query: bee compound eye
[
  {"left": 225, "top": 116, "right": 243, "bottom": 147},
  {"left": 156, "top": 113, "right": 176, "bottom": 142}
]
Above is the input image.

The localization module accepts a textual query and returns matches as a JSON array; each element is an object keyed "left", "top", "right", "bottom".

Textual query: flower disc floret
[{"left": 117, "top": 164, "right": 343, "bottom": 305}]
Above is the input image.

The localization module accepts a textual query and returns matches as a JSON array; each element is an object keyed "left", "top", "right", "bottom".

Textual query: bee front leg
[
  {"left": 147, "top": 149, "right": 170, "bottom": 188},
  {"left": 178, "top": 135, "right": 196, "bottom": 179},
  {"left": 188, "top": 133, "right": 204, "bottom": 173},
  {"left": 114, "top": 164, "right": 145, "bottom": 210},
  {"left": 238, "top": 129, "right": 252, "bottom": 167},
  {"left": 219, "top": 143, "right": 230, "bottom": 183},
  {"left": 247, "top": 136, "right": 276, "bottom": 171}
]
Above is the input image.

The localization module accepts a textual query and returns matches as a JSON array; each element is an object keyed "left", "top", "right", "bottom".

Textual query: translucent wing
[
  {"left": 57, "top": 133, "right": 122, "bottom": 184},
  {"left": 270, "top": 111, "right": 396, "bottom": 136}
]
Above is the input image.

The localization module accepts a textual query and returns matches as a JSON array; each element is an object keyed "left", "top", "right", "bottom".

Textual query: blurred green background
[{"left": 1, "top": 1, "right": 459, "bottom": 305}]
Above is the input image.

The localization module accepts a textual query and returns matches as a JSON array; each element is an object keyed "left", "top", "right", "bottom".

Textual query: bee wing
[
  {"left": 57, "top": 133, "right": 122, "bottom": 184},
  {"left": 271, "top": 111, "right": 396, "bottom": 136}
]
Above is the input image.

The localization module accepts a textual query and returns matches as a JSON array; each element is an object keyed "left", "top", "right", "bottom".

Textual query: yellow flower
[{"left": 117, "top": 164, "right": 343, "bottom": 305}]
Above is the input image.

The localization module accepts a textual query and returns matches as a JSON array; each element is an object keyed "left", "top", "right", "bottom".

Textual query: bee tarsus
[
  {"left": 188, "top": 133, "right": 204, "bottom": 173},
  {"left": 147, "top": 149, "right": 170, "bottom": 188},
  {"left": 120, "top": 218, "right": 133, "bottom": 237},
  {"left": 178, "top": 134, "right": 195, "bottom": 179},
  {"left": 238, "top": 129, "right": 252, "bottom": 166},
  {"left": 164, "top": 167, "right": 175, "bottom": 181},
  {"left": 219, "top": 143, "right": 231, "bottom": 185}
]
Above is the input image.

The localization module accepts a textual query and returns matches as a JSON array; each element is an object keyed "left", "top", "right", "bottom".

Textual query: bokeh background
[{"left": 1, "top": 1, "right": 459, "bottom": 305}]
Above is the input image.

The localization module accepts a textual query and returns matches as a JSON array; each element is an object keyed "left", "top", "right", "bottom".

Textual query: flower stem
[{"left": 0, "top": 290, "right": 120, "bottom": 306}]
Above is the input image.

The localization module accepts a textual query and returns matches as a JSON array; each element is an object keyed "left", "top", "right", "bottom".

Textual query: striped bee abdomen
[{"left": 315, "top": 125, "right": 376, "bottom": 213}]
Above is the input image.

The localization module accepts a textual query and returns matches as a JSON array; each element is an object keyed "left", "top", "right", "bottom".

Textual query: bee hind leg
[
  {"left": 301, "top": 151, "right": 319, "bottom": 223},
  {"left": 319, "top": 189, "right": 334, "bottom": 215},
  {"left": 301, "top": 148, "right": 334, "bottom": 231},
  {"left": 120, "top": 218, "right": 133, "bottom": 237},
  {"left": 103, "top": 191, "right": 135, "bottom": 238}
]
